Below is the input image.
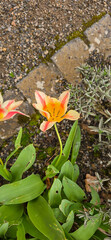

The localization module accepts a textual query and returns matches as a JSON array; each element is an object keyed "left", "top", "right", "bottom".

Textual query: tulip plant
[{"left": 0, "top": 91, "right": 110, "bottom": 240}]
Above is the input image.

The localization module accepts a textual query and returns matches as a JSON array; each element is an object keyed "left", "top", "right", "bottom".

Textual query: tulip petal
[
  {"left": 2, "top": 100, "right": 23, "bottom": 111},
  {"left": 59, "top": 90, "right": 70, "bottom": 112},
  {"left": 0, "top": 93, "right": 3, "bottom": 105},
  {"left": 32, "top": 103, "right": 50, "bottom": 119},
  {"left": 35, "top": 91, "right": 47, "bottom": 109},
  {"left": 0, "top": 107, "right": 7, "bottom": 120},
  {"left": 8, "top": 101, "right": 23, "bottom": 111},
  {"left": 2, "top": 110, "right": 29, "bottom": 121},
  {"left": 62, "top": 110, "right": 80, "bottom": 121},
  {"left": 2, "top": 100, "right": 15, "bottom": 109},
  {"left": 40, "top": 121, "right": 55, "bottom": 132}
]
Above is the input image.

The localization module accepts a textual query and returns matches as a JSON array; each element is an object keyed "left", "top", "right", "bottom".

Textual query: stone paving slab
[
  {"left": 51, "top": 38, "right": 89, "bottom": 83},
  {"left": 85, "top": 14, "right": 111, "bottom": 58},
  {"left": 17, "top": 62, "right": 63, "bottom": 103},
  {"left": 0, "top": 90, "right": 33, "bottom": 142}
]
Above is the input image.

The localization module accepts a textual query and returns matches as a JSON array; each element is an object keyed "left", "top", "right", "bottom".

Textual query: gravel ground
[{"left": 0, "top": 0, "right": 111, "bottom": 93}]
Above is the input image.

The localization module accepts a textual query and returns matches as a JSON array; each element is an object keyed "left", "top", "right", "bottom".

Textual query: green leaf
[
  {"left": 70, "top": 213, "right": 102, "bottom": 240},
  {"left": 60, "top": 199, "right": 83, "bottom": 217},
  {"left": 73, "top": 164, "right": 79, "bottom": 182},
  {"left": 9, "top": 72, "right": 15, "bottom": 78},
  {"left": 59, "top": 161, "right": 75, "bottom": 181},
  {"left": 0, "top": 174, "right": 46, "bottom": 205},
  {"left": 62, "top": 211, "right": 74, "bottom": 233},
  {"left": 0, "top": 223, "right": 9, "bottom": 238},
  {"left": 22, "top": 214, "right": 48, "bottom": 240},
  {"left": 0, "top": 204, "right": 24, "bottom": 224},
  {"left": 53, "top": 208, "right": 66, "bottom": 223},
  {"left": 65, "top": 232, "right": 74, "bottom": 240},
  {"left": 0, "top": 165, "right": 12, "bottom": 181},
  {"left": 10, "top": 144, "right": 36, "bottom": 181},
  {"left": 71, "top": 126, "right": 81, "bottom": 165},
  {"left": 17, "top": 223, "right": 26, "bottom": 240},
  {"left": 6, "top": 225, "right": 17, "bottom": 238},
  {"left": 58, "top": 161, "right": 79, "bottom": 183},
  {"left": 15, "top": 128, "right": 22, "bottom": 149},
  {"left": 93, "top": 229, "right": 108, "bottom": 240},
  {"left": 52, "top": 155, "right": 67, "bottom": 171},
  {"left": 5, "top": 148, "right": 19, "bottom": 167},
  {"left": 63, "top": 121, "right": 78, "bottom": 159},
  {"left": 48, "top": 178, "right": 62, "bottom": 207},
  {"left": 0, "top": 223, "right": 9, "bottom": 237},
  {"left": 62, "top": 177, "right": 86, "bottom": 202},
  {"left": 90, "top": 187, "right": 101, "bottom": 206},
  {"left": 43, "top": 165, "right": 59, "bottom": 181},
  {"left": 27, "top": 196, "right": 66, "bottom": 240},
  {"left": 52, "top": 121, "right": 78, "bottom": 170}
]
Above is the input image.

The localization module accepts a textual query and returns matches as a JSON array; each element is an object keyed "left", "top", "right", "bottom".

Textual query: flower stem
[{"left": 54, "top": 123, "right": 63, "bottom": 165}]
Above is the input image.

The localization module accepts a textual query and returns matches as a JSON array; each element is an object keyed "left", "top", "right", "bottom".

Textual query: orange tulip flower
[
  {"left": 0, "top": 93, "right": 28, "bottom": 121},
  {"left": 33, "top": 90, "right": 80, "bottom": 132}
]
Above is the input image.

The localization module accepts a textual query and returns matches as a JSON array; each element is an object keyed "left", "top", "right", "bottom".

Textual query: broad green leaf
[
  {"left": 59, "top": 161, "right": 75, "bottom": 181},
  {"left": 10, "top": 144, "right": 36, "bottom": 181},
  {"left": 53, "top": 208, "right": 66, "bottom": 223},
  {"left": 71, "top": 213, "right": 102, "bottom": 240},
  {"left": 43, "top": 165, "right": 59, "bottom": 181},
  {"left": 0, "top": 165, "right": 12, "bottom": 181},
  {"left": 0, "top": 222, "right": 9, "bottom": 237},
  {"left": 27, "top": 196, "right": 66, "bottom": 240},
  {"left": 6, "top": 225, "right": 17, "bottom": 238},
  {"left": 72, "top": 164, "right": 79, "bottom": 182},
  {"left": 62, "top": 211, "right": 74, "bottom": 233},
  {"left": 59, "top": 161, "right": 79, "bottom": 183},
  {"left": 0, "top": 174, "right": 46, "bottom": 205},
  {"left": 60, "top": 199, "right": 83, "bottom": 217},
  {"left": 90, "top": 187, "right": 100, "bottom": 206},
  {"left": 0, "top": 204, "right": 24, "bottom": 224},
  {"left": 22, "top": 214, "right": 48, "bottom": 240},
  {"left": 71, "top": 126, "right": 81, "bottom": 164},
  {"left": 63, "top": 177, "right": 86, "bottom": 202},
  {"left": 15, "top": 128, "right": 22, "bottom": 149},
  {"left": 48, "top": 178, "right": 62, "bottom": 207},
  {"left": 17, "top": 223, "right": 26, "bottom": 240},
  {"left": 52, "top": 121, "right": 78, "bottom": 170}
]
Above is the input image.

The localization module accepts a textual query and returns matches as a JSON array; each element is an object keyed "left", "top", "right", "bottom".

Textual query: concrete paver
[
  {"left": 17, "top": 62, "right": 63, "bottom": 103},
  {"left": 51, "top": 38, "right": 89, "bottom": 83},
  {"left": 85, "top": 14, "right": 111, "bottom": 58}
]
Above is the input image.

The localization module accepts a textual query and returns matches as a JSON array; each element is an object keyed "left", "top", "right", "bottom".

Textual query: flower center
[{"left": 44, "top": 99, "right": 65, "bottom": 121}]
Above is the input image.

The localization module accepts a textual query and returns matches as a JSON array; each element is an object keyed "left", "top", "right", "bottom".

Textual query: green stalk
[{"left": 54, "top": 123, "right": 63, "bottom": 165}]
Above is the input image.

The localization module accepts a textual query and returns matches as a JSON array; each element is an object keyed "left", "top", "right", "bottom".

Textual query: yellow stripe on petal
[
  {"left": 40, "top": 121, "right": 55, "bottom": 132},
  {"left": 62, "top": 110, "right": 80, "bottom": 121}
]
